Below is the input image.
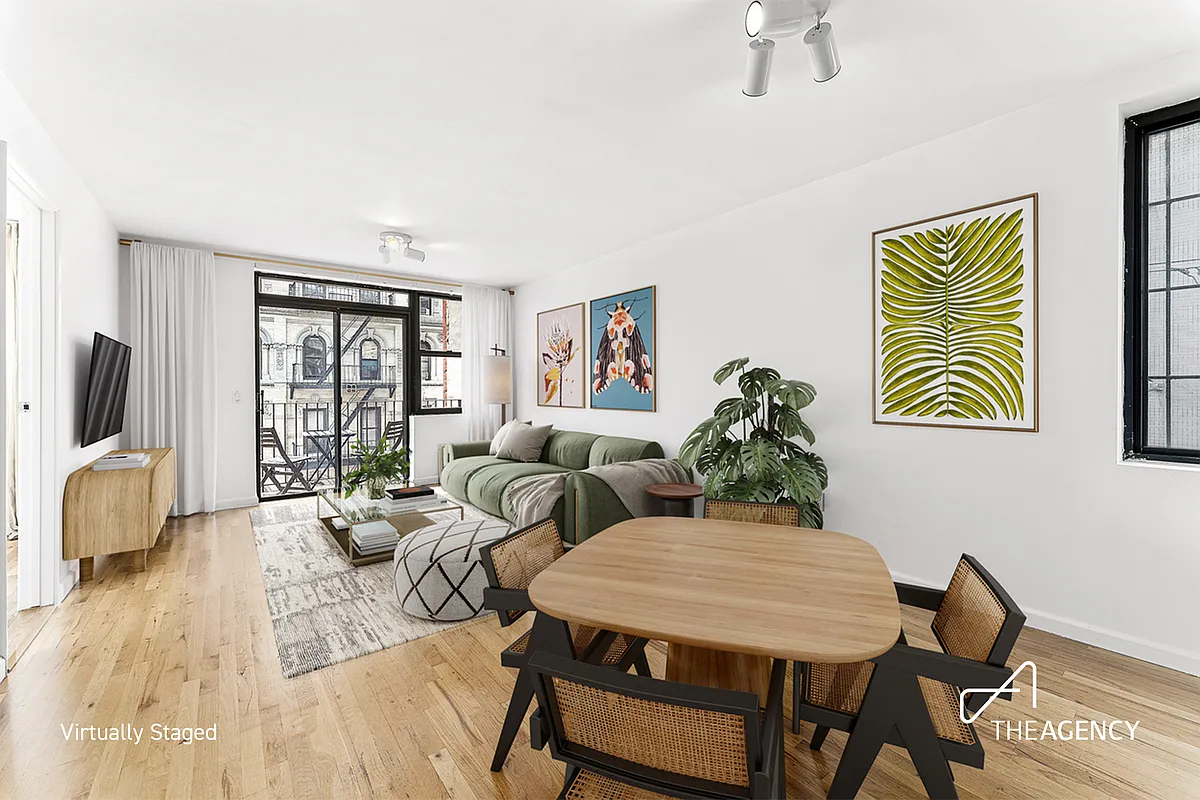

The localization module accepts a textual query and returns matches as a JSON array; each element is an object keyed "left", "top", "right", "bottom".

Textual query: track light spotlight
[
  {"left": 743, "top": 38, "right": 775, "bottom": 97},
  {"left": 804, "top": 19, "right": 840, "bottom": 82},
  {"left": 742, "top": 2, "right": 842, "bottom": 95},
  {"left": 378, "top": 231, "right": 425, "bottom": 264}
]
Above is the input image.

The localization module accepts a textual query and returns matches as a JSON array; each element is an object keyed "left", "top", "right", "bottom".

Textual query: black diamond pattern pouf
[{"left": 393, "top": 518, "right": 512, "bottom": 621}]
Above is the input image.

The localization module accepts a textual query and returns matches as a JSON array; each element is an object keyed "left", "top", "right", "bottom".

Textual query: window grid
[{"left": 1125, "top": 98, "right": 1200, "bottom": 462}]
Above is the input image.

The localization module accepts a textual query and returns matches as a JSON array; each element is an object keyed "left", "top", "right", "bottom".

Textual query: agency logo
[{"left": 958, "top": 660, "right": 1140, "bottom": 742}]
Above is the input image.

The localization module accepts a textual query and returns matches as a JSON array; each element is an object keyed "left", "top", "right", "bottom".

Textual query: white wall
[
  {"left": 514, "top": 50, "right": 1200, "bottom": 675},
  {"left": 1, "top": 69, "right": 121, "bottom": 601}
]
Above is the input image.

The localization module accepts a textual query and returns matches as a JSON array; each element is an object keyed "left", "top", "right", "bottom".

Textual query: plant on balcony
[
  {"left": 678, "top": 357, "right": 827, "bottom": 528},
  {"left": 343, "top": 436, "right": 410, "bottom": 499}
]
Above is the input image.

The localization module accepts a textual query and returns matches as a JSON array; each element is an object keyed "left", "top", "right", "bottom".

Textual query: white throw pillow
[{"left": 489, "top": 419, "right": 523, "bottom": 455}]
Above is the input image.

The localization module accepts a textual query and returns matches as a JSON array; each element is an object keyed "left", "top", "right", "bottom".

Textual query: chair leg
[
  {"left": 893, "top": 672, "right": 957, "bottom": 799},
  {"left": 491, "top": 668, "right": 535, "bottom": 772},
  {"left": 632, "top": 649, "right": 652, "bottom": 677},
  {"left": 810, "top": 725, "right": 830, "bottom": 751},
  {"left": 793, "top": 662, "right": 803, "bottom": 734},
  {"left": 558, "top": 765, "right": 579, "bottom": 800},
  {"left": 827, "top": 666, "right": 901, "bottom": 800}
]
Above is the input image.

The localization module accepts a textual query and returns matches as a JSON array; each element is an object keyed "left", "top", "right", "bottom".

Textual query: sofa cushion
[
  {"left": 496, "top": 423, "right": 554, "bottom": 462},
  {"left": 441, "top": 455, "right": 506, "bottom": 501},
  {"left": 466, "top": 461, "right": 569, "bottom": 517},
  {"left": 489, "top": 419, "right": 523, "bottom": 455},
  {"left": 540, "top": 430, "right": 601, "bottom": 470},
  {"left": 589, "top": 435, "right": 666, "bottom": 467}
]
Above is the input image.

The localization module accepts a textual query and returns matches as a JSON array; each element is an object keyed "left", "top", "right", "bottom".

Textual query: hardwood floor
[
  {"left": 0, "top": 508, "right": 1196, "bottom": 799},
  {"left": 5, "top": 533, "right": 54, "bottom": 667}
]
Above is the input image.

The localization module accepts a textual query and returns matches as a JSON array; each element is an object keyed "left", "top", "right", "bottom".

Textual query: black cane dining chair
[
  {"left": 703, "top": 498, "right": 806, "bottom": 732},
  {"left": 528, "top": 652, "right": 788, "bottom": 799},
  {"left": 796, "top": 554, "right": 1026, "bottom": 799},
  {"left": 479, "top": 518, "right": 652, "bottom": 772}
]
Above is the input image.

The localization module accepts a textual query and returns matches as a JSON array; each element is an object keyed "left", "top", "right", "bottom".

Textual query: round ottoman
[{"left": 394, "top": 518, "right": 511, "bottom": 621}]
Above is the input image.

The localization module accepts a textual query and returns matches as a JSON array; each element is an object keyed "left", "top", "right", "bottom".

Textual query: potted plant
[
  {"left": 678, "top": 357, "right": 828, "bottom": 528},
  {"left": 343, "top": 436, "right": 410, "bottom": 499}
]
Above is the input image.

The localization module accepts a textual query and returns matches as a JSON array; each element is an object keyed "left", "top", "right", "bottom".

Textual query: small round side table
[{"left": 645, "top": 483, "right": 704, "bottom": 518}]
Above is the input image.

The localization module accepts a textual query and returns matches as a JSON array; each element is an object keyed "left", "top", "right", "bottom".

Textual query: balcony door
[{"left": 256, "top": 275, "right": 410, "bottom": 500}]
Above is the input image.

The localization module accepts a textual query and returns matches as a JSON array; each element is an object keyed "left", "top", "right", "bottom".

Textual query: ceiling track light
[
  {"left": 378, "top": 231, "right": 426, "bottom": 264},
  {"left": 742, "top": 1, "right": 841, "bottom": 96}
]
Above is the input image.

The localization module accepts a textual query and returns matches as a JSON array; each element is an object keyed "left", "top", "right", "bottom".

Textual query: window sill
[{"left": 1117, "top": 456, "right": 1200, "bottom": 474}]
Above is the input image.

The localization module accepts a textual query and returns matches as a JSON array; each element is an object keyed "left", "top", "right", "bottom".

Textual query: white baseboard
[
  {"left": 57, "top": 567, "right": 78, "bottom": 605},
  {"left": 414, "top": 475, "right": 440, "bottom": 486},
  {"left": 891, "top": 571, "right": 1200, "bottom": 677},
  {"left": 216, "top": 496, "right": 259, "bottom": 511}
]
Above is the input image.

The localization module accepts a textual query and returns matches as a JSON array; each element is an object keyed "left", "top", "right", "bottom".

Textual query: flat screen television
[{"left": 81, "top": 332, "right": 132, "bottom": 447}]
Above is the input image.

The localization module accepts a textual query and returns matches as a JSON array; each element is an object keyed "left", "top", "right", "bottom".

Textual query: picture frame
[
  {"left": 590, "top": 285, "right": 657, "bottom": 412},
  {"left": 872, "top": 194, "right": 1038, "bottom": 432},
  {"left": 537, "top": 302, "right": 587, "bottom": 408}
]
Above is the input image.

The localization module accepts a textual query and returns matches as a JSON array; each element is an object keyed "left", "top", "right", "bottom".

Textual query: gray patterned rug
[{"left": 249, "top": 495, "right": 506, "bottom": 678}]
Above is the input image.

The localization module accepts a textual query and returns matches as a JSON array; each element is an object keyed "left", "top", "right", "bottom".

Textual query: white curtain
[
  {"left": 129, "top": 242, "right": 217, "bottom": 515},
  {"left": 461, "top": 285, "right": 513, "bottom": 440}
]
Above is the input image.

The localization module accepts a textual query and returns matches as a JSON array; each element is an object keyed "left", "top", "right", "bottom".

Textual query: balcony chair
[
  {"left": 479, "top": 518, "right": 651, "bottom": 772},
  {"left": 258, "top": 426, "right": 313, "bottom": 496},
  {"left": 528, "top": 652, "right": 787, "bottom": 799},
  {"left": 382, "top": 420, "right": 404, "bottom": 451},
  {"left": 796, "top": 554, "right": 1026, "bottom": 799},
  {"left": 702, "top": 498, "right": 806, "bottom": 734}
]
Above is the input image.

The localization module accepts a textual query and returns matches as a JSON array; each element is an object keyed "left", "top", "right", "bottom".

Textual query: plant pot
[{"left": 366, "top": 477, "right": 388, "bottom": 500}]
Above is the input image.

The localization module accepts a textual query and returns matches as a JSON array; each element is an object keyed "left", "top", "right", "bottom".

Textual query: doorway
[
  {"left": 255, "top": 274, "right": 411, "bottom": 500},
  {"left": 5, "top": 174, "right": 52, "bottom": 667}
]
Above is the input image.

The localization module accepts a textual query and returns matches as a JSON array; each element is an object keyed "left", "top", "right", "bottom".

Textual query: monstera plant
[{"left": 678, "top": 358, "right": 827, "bottom": 528}]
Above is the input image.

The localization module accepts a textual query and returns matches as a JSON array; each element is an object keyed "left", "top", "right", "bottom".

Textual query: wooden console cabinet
[{"left": 63, "top": 448, "right": 176, "bottom": 580}]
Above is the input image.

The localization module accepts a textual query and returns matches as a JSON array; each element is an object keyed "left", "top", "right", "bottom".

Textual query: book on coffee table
[{"left": 386, "top": 486, "right": 435, "bottom": 500}]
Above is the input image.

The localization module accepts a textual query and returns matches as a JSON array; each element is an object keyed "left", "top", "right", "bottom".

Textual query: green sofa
[{"left": 439, "top": 430, "right": 665, "bottom": 544}]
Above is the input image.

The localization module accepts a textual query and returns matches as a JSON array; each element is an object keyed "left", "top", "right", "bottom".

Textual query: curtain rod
[{"left": 117, "top": 238, "right": 515, "bottom": 294}]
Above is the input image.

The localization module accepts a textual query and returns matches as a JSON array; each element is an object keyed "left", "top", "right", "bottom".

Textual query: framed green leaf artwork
[{"left": 873, "top": 193, "right": 1038, "bottom": 432}]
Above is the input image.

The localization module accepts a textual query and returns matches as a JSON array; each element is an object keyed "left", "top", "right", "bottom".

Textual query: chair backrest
[
  {"left": 479, "top": 518, "right": 565, "bottom": 624},
  {"left": 383, "top": 420, "right": 404, "bottom": 449},
  {"left": 530, "top": 652, "right": 761, "bottom": 799},
  {"left": 704, "top": 499, "right": 800, "bottom": 527},
  {"left": 260, "top": 427, "right": 284, "bottom": 456},
  {"left": 932, "top": 554, "right": 1025, "bottom": 666}
]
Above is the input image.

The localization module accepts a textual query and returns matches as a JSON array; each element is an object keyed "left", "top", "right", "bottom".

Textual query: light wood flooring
[
  {"left": 5, "top": 533, "right": 54, "bottom": 667},
  {"left": 0, "top": 509, "right": 1196, "bottom": 799}
]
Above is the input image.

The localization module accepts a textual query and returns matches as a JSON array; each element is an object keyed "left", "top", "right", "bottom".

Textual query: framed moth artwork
[
  {"left": 590, "top": 285, "right": 656, "bottom": 412},
  {"left": 873, "top": 193, "right": 1038, "bottom": 432},
  {"left": 537, "top": 302, "right": 586, "bottom": 408}
]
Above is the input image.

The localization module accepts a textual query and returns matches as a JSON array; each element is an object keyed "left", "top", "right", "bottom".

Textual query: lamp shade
[{"left": 483, "top": 355, "right": 512, "bottom": 405}]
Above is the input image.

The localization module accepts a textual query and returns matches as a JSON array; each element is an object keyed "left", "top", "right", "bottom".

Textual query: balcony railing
[{"left": 258, "top": 399, "right": 406, "bottom": 499}]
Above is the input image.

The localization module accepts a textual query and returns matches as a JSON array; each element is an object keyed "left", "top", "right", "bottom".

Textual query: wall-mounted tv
[{"left": 81, "top": 332, "right": 132, "bottom": 447}]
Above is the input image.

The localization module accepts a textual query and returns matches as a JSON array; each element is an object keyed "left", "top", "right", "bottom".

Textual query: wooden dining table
[{"left": 526, "top": 515, "right": 903, "bottom": 794}]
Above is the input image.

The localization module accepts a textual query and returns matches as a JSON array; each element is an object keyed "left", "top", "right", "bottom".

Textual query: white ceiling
[{"left": 3, "top": 1, "right": 1200, "bottom": 287}]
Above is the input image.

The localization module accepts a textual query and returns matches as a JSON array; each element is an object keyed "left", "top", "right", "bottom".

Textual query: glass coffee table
[{"left": 316, "top": 488, "right": 465, "bottom": 566}]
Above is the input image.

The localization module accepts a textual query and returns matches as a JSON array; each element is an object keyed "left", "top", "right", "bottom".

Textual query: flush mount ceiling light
[
  {"left": 378, "top": 231, "right": 426, "bottom": 264},
  {"left": 743, "top": 0, "right": 841, "bottom": 96}
]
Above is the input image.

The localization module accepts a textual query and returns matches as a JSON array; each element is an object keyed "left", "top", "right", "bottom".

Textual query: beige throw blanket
[{"left": 503, "top": 458, "right": 691, "bottom": 529}]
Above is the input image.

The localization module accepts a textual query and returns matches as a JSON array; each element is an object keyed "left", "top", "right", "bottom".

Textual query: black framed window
[
  {"left": 416, "top": 294, "right": 463, "bottom": 412},
  {"left": 359, "top": 338, "right": 381, "bottom": 380},
  {"left": 1125, "top": 97, "right": 1200, "bottom": 462},
  {"left": 302, "top": 334, "right": 327, "bottom": 379}
]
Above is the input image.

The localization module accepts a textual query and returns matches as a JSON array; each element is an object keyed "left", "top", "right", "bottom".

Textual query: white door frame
[{"left": 6, "top": 156, "right": 61, "bottom": 610}]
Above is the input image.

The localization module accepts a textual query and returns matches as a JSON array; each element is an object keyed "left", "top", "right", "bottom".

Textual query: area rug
[{"left": 249, "top": 494, "right": 507, "bottom": 678}]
